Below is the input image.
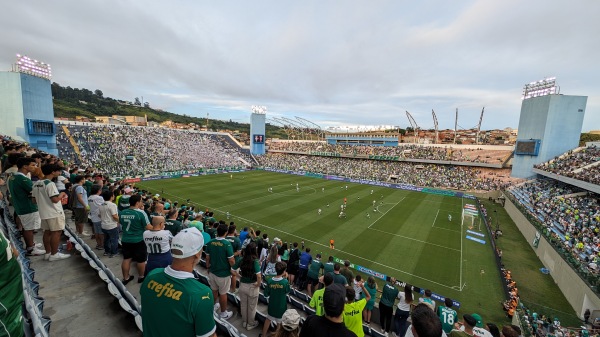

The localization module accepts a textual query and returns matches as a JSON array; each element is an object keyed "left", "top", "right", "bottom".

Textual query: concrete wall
[
  {"left": 20, "top": 73, "right": 57, "bottom": 154},
  {"left": 0, "top": 72, "right": 25, "bottom": 140},
  {"left": 503, "top": 195, "right": 600, "bottom": 317},
  {"left": 512, "top": 95, "right": 587, "bottom": 178}
]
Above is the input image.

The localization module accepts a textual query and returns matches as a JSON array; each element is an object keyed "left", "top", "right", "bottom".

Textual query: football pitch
[{"left": 138, "top": 170, "right": 508, "bottom": 322}]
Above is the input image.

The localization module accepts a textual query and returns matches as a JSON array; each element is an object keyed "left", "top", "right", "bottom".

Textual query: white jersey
[
  {"left": 143, "top": 229, "right": 173, "bottom": 255},
  {"left": 32, "top": 179, "right": 64, "bottom": 220}
]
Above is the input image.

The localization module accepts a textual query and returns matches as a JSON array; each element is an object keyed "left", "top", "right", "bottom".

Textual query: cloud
[{"left": 1, "top": 0, "right": 598, "bottom": 131}]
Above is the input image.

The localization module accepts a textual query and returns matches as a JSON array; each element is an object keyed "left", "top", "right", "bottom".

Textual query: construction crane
[
  {"left": 432, "top": 109, "right": 439, "bottom": 144},
  {"left": 476, "top": 107, "right": 485, "bottom": 145}
]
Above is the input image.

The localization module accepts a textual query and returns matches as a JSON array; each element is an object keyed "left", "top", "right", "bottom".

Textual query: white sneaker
[
  {"left": 34, "top": 242, "right": 43, "bottom": 248},
  {"left": 49, "top": 252, "right": 71, "bottom": 261},
  {"left": 81, "top": 231, "right": 91, "bottom": 236},
  {"left": 44, "top": 253, "right": 51, "bottom": 261},
  {"left": 27, "top": 248, "right": 46, "bottom": 256},
  {"left": 220, "top": 310, "right": 233, "bottom": 320},
  {"left": 214, "top": 303, "right": 221, "bottom": 312},
  {"left": 246, "top": 321, "right": 259, "bottom": 330}
]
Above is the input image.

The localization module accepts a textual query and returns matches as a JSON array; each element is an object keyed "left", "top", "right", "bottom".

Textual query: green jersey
[
  {"left": 165, "top": 219, "right": 182, "bottom": 237},
  {"left": 323, "top": 261, "right": 335, "bottom": 275},
  {"left": 309, "top": 288, "right": 325, "bottom": 316},
  {"left": 205, "top": 238, "right": 234, "bottom": 277},
  {"left": 7, "top": 172, "right": 38, "bottom": 215},
  {"left": 120, "top": 208, "right": 148, "bottom": 243},
  {"left": 0, "top": 229, "right": 24, "bottom": 337},
  {"left": 379, "top": 283, "right": 399, "bottom": 307},
  {"left": 264, "top": 276, "right": 290, "bottom": 319},
  {"left": 141, "top": 267, "right": 216, "bottom": 337},
  {"left": 438, "top": 306, "right": 458, "bottom": 333},
  {"left": 232, "top": 258, "right": 260, "bottom": 284},
  {"left": 307, "top": 259, "right": 323, "bottom": 279},
  {"left": 225, "top": 235, "right": 242, "bottom": 263},
  {"left": 344, "top": 298, "right": 367, "bottom": 337},
  {"left": 332, "top": 273, "right": 348, "bottom": 286}
]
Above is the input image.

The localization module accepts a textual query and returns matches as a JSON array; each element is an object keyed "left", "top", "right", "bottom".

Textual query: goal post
[{"left": 462, "top": 204, "right": 481, "bottom": 230}]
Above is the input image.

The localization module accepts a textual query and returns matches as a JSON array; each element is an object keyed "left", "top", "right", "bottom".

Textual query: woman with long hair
[
  {"left": 393, "top": 284, "right": 413, "bottom": 337},
  {"left": 262, "top": 244, "right": 281, "bottom": 281},
  {"left": 362, "top": 276, "right": 378, "bottom": 325},
  {"left": 231, "top": 242, "right": 262, "bottom": 331}
]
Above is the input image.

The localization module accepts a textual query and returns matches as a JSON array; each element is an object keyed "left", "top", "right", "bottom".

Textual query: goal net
[{"left": 462, "top": 204, "right": 480, "bottom": 229}]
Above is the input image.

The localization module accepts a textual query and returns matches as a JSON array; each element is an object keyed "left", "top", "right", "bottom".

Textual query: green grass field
[{"left": 138, "top": 170, "right": 508, "bottom": 323}]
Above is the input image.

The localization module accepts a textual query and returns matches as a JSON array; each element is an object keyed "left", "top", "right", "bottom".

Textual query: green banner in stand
[{"left": 368, "top": 155, "right": 399, "bottom": 161}]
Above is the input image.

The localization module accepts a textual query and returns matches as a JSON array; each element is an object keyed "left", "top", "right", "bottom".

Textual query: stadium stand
[{"left": 535, "top": 145, "right": 600, "bottom": 184}]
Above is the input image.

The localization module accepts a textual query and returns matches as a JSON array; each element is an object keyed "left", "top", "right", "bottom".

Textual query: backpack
[{"left": 67, "top": 185, "right": 78, "bottom": 210}]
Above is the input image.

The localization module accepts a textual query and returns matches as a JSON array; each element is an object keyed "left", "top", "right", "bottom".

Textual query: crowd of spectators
[
  {"left": 57, "top": 124, "right": 252, "bottom": 177},
  {"left": 269, "top": 141, "right": 512, "bottom": 164},
  {"left": 535, "top": 146, "right": 600, "bottom": 185},
  {"left": 508, "top": 179, "right": 600, "bottom": 276},
  {"left": 258, "top": 153, "right": 513, "bottom": 191}
]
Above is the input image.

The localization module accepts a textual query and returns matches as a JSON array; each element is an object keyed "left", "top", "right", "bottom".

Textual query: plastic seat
[{"left": 290, "top": 297, "right": 304, "bottom": 311}]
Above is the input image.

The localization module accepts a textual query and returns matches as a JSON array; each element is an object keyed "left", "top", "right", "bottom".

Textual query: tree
[
  {"left": 143, "top": 102, "right": 150, "bottom": 108},
  {"left": 134, "top": 97, "right": 141, "bottom": 106},
  {"left": 94, "top": 89, "right": 104, "bottom": 98}
]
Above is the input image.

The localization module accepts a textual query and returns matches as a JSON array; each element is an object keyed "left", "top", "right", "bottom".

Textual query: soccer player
[
  {"left": 226, "top": 211, "right": 230, "bottom": 219},
  {"left": 322, "top": 187, "right": 325, "bottom": 192},
  {"left": 318, "top": 209, "right": 322, "bottom": 215},
  {"left": 330, "top": 239, "right": 335, "bottom": 249},
  {"left": 339, "top": 211, "right": 345, "bottom": 218},
  {"left": 367, "top": 213, "right": 370, "bottom": 219},
  {"left": 140, "top": 228, "right": 216, "bottom": 337},
  {"left": 296, "top": 186, "right": 300, "bottom": 192},
  {"left": 448, "top": 214, "right": 452, "bottom": 221},
  {"left": 327, "top": 203, "right": 330, "bottom": 208},
  {"left": 371, "top": 189, "right": 373, "bottom": 195},
  {"left": 268, "top": 187, "right": 273, "bottom": 193},
  {"left": 373, "top": 200, "right": 376, "bottom": 207}
]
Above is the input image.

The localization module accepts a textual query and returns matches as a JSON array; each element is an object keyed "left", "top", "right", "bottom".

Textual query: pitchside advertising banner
[{"left": 332, "top": 257, "right": 461, "bottom": 308}]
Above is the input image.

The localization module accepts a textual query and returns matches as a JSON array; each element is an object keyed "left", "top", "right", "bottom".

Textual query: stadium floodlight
[
  {"left": 14, "top": 54, "right": 52, "bottom": 80},
  {"left": 522, "top": 77, "right": 558, "bottom": 100},
  {"left": 251, "top": 105, "right": 267, "bottom": 114}
]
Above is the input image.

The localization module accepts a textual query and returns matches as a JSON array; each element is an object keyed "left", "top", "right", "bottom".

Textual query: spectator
[
  {"left": 119, "top": 194, "right": 149, "bottom": 284},
  {"left": 394, "top": 284, "right": 414, "bottom": 337},
  {"left": 344, "top": 280, "right": 371, "bottom": 337},
  {"left": 273, "top": 309, "right": 301, "bottom": 337},
  {"left": 143, "top": 216, "right": 173, "bottom": 276},
  {"left": 261, "top": 261, "right": 291, "bottom": 337},
  {"left": 205, "top": 223, "right": 235, "bottom": 320},
  {"left": 31, "top": 163, "right": 69, "bottom": 261},
  {"left": 300, "top": 283, "right": 358, "bottom": 337},
  {"left": 140, "top": 227, "right": 215, "bottom": 337},
  {"left": 437, "top": 297, "right": 458, "bottom": 334},
  {"left": 362, "top": 276, "right": 378, "bottom": 325},
  {"left": 419, "top": 289, "right": 436, "bottom": 311},
  {"left": 99, "top": 190, "right": 119, "bottom": 257},
  {"left": 307, "top": 253, "right": 324, "bottom": 296},
  {"left": 408, "top": 303, "right": 443, "bottom": 337},
  {"left": 232, "top": 242, "right": 262, "bottom": 331},
  {"left": 379, "top": 277, "right": 399, "bottom": 335},
  {"left": 340, "top": 260, "right": 354, "bottom": 286},
  {"left": 225, "top": 224, "right": 242, "bottom": 293},
  {"left": 310, "top": 273, "right": 334, "bottom": 316},
  {"left": 7, "top": 157, "right": 45, "bottom": 256},
  {"left": 450, "top": 314, "right": 477, "bottom": 337},
  {"left": 88, "top": 184, "right": 105, "bottom": 250},
  {"left": 72, "top": 175, "right": 90, "bottom": 236},
  {"left": 296, "top": 247, "right": 312, "bottom": 290}
]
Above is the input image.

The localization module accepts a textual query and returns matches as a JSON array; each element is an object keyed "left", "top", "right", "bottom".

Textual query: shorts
[
  {"left": 73, "top": 207, "right": 89, "bottom": 224},
  {"left": 121, "top": 241, "right": 147, "bottom": 263},
  {"left": 19, "top": 212, "right": 41, "bottom": 231},
  {"left": 287, "top": 264, "right": 299, "bottom": 276},
  {"left": 266, "top": 314, "right": 283, "bottom": 323},
  {"left": 92, "top": 221, "right": 102, "bottom": 234},
  {"left": 41, "top": 216, "right": 66, "bottom": 231},
  {"left": 208, "top": 272, "right": 231, "bottom": 295},
  {"left": 146, "top": 252, "right": 173, "bottom": 276},
  {"left": 307, "top": 276, "right": 319, "bottom": 287}
]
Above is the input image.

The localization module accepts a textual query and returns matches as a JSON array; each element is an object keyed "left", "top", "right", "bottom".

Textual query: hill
[{"left": 50, "top": 82, "right": 288, "bottom": 138}]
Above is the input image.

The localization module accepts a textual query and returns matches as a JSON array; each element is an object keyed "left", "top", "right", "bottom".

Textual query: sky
[{"left": 1, "top": 1, "right": 599, "bottom": 131}]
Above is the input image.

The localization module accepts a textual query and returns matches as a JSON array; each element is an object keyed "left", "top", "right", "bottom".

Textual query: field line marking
[
  {"left": 368, "top": 197, "right": 404, "bottom": 229},
  {"left": 368, "top": 228, "right": 461, "bottom": 252},
  {"left": 432, "top": 209, "right": 440, "bottom": 227},
  {"left": 229, "top": 214, "right": 458, "bottom": 291},
  {"left": 140, "top": 185, "right": 460, "bottom": 290}
]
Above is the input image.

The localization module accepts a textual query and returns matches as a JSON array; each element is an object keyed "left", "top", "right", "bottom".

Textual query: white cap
[
  {"left": 281, "top": 309, "right": 301, "bottom": 331},
  {"left": 171, "top": 228, "right": 204, "bottom": 258}
]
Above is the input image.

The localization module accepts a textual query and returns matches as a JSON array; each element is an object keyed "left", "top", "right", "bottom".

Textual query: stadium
[{"left": 1, "top": 64, "right": 598, "bottom": 337}]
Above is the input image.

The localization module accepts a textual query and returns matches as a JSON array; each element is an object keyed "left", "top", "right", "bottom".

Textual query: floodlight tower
[
  {"left": 1, "top": 54, "right": 57, "bottom": 154},
  {"left": 250, "top": 105, "right": 267, "bottom": 155},
  {"left": 476, "top": 107, "right": 485, "bottom": 145},
  {"left": 405, "top": 111, "right": 420, "bottom": 143},
  {"left": 432, "top": 110, "right": 439, "bottom": 144}
]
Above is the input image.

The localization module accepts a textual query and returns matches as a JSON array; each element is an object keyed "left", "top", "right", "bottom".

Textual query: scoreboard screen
[
  {"left": 253, "top": 134, "right": 265, "bottom": 144},
  {"left": 515, "top": 139, "right": 541, "bottom": 156}
]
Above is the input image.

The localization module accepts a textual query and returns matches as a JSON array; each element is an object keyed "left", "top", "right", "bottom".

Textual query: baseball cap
[
  {"left": 463, "top": 314, "right": 477, "bottom": 328},
  {"left": 323, "top": 283, "right": 346, "bottom": 317},
  {"left": 124, "top": 187, "right": 133, "bottom": 193},
  {"left": 471, "top": 313, "right": 483, "bottom": 328},
  {"left": 171, "top": 228, "right": 205, "bottom": 258},
  {"left": 281, "top": 309, "right": 301, "bottom": 331},
  {"left": 274, "top": 237, "right": 281, "bottom": 243}
]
